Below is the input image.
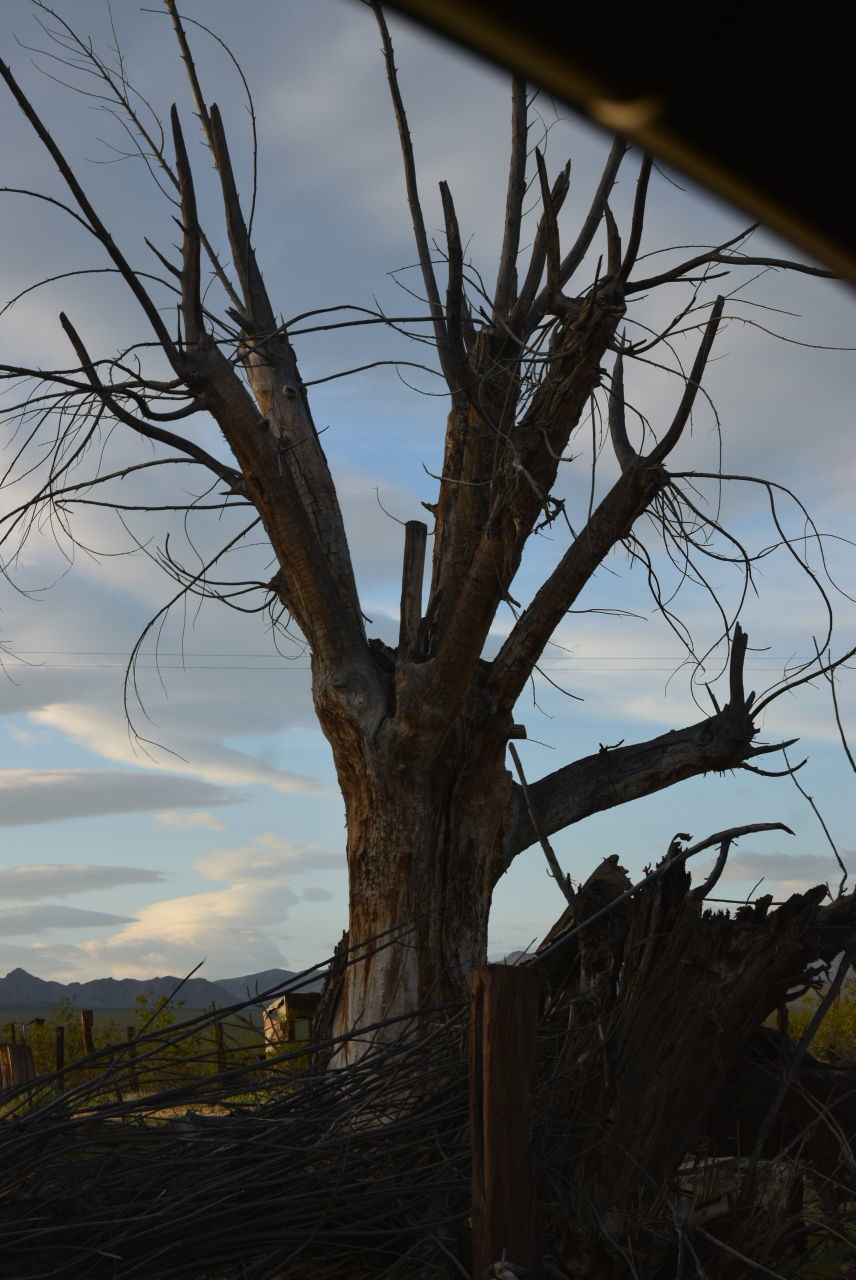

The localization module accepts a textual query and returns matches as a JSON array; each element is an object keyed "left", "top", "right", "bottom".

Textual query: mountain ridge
[{"left": 0, "top": 965, "right": 321, "bottom": 1009}]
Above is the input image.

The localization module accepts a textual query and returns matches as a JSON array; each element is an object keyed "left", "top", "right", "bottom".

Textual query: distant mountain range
[{"left": 0, "top": 966, "right": 322, "bottom": 1010}]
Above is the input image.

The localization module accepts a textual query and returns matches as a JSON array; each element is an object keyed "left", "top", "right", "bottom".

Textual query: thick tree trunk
[
  {"left": 311, "top": 628, "right": 763, "bottom": 1067},
  {"left": 315, "top": 658, "right": 517, "bottom": 1058}
]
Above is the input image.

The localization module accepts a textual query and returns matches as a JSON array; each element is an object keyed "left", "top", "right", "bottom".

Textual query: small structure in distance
[{"left": 263, "top": 992, "right": 320, "bottom": 1055}]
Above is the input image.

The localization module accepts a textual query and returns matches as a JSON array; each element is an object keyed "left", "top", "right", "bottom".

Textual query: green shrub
[{"left": 784, "top": 980, "right": 856, "bottom": 1061}]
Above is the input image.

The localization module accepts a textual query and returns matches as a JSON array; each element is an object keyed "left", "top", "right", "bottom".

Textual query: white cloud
[
  {"left": 6, "top": 723, "right": 52, "bottom": 749},
  {"left": 0, "top": 904, "right": 136, "bottom": 936},
  {"left": 30, "top": 701, "right": 329, "bottom": 795},
  {"left": 0, "top": 769, "right": 241, "bottom": 826},
  {"left": 196, "top": 833, "right": 344, "bottom": 883},
  {"left": 27, "top": 835, "right": 350, "bottom": 982},
  {"left": 0, "top": 941, "right": 76, "bottom": 975},
  {"left": 35, "top": 834, "right": 348, "bottom": 982},
  {"left": 692, "top": 848, "right": 850, "bottom": 903},
  {"left": 710, "top": 851, "right": 841, "bottom": 888},
  {"left": 74, "top": 882, "right": 300, "bottom": 980},
  {"left": 0, "top": 863, "right": 165, "bottom": 899},
  {"left": 156, "top": 811, "right": 226, "bottom": 831}
]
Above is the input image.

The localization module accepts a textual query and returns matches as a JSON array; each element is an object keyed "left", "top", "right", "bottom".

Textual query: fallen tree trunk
[{"left": 529, "top": 838, "right": 856, "bottom": 1278}]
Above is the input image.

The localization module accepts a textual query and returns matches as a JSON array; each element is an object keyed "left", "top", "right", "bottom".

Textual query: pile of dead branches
[
  {"left": 0, "top": 968, "right": 471, "bottom": 1280},
  {"left": 5, "top": 863, "right": 856, "bottom": 1280}
]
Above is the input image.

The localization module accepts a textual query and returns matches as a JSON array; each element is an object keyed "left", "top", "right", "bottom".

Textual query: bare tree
[{"left": 0, "top": 0, "right": 852, "bottom": 1069}]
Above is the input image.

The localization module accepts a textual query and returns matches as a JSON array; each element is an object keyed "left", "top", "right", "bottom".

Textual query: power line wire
[{"left": 3, "top": 647, "right": 802, "bottom": 672}]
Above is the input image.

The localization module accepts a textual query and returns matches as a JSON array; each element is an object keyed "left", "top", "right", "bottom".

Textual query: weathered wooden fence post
[
  {"left": 469, "top": 963, "right": 541, "bottom": 1280},
  {"left": 126, "top": 1026, "right": 139, "bottom": 1093},
  {"left": 213, "top": 1017, "right": 226, "bottom": 1073},
  {"left": 0, "top": 1042, "right": 37, "bottom": 1091},
  {"left": 55, "top": 1025, "right": 65, "bottom": 1095},
  {"left": 80, "top": 1009, "right": 95, "bottom": 1056}
]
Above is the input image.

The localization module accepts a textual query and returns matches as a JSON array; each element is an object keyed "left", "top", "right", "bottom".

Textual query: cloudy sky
[{"left": 0, "top": 0, "right": 853, "bottom": 985}]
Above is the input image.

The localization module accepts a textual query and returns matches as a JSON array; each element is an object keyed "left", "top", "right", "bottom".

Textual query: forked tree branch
[
  {"left": 524, "top": 136, "right": 625, "bottom": 331},
  {"left": 207, "top": 103, "right": 276, "bottom": 334},
  {"left": 689, "top": 834, "right": 737, "bottom": 901},
  {"left": 438, "top": 181, "right": 474, "bottom": 393},
  {"left": 626, "top": 246, "right": 835, "bottom": 295},
  {"left": 164, "top": 0, "right": 212, "bottom": 135},
  {"left": 165, "top": 1, "right": 274, "bottom": 334},
  {"left": 487, "top": 465, "right": 663, "bottom": 708},
  {"left": 173, "top": 339, "right": 370, "bottom": 672},
  {"left": 604, "top": 203, "right": 622, "bottom": 278},
  {"left": 492, "top": 75, "right": 528, "bottom": 321},
  {"left": 488, "top": 297, "right": 727, "bottom": 708},
  {"left": 370, "top": 2, "right": 454, "bottom": 387},
  {"left": 57, "top": 313, "right": 241, "bottom": 488},
  {"left": 508, "top": 161, "right": 570, "bottom": 333},
  {"left": 607, "top": 350, "right": 637, "bottom": 471},
  {"left": 2, "top": 1, "right": 369, "bottom": 671},
  {"left": 648, "top": 295, "right": 725, "bottom": 463},
  {"left": 504, "top": 626, "right": 759, "bottom": 862},
  {"left": 535, "top": 147, "right": 563, "bottom": 307},
  {"left": 617, "top": 154, "right": 652, "bottom": 285},
  {"left": 170, "top": 105, "right": 204, "bottom": 345},
  {"left": 161, "top": 3, "right": 367, "bottom": 634}
]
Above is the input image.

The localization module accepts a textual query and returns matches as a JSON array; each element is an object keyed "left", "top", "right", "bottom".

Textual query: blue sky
[{"left": 0, "top": 0, "right": 854, "bottom": 984}]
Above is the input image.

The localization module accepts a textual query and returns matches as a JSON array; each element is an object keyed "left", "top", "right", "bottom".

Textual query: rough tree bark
[{"left": 0, "top": 2, "right": 849, "bottom": 1072}]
